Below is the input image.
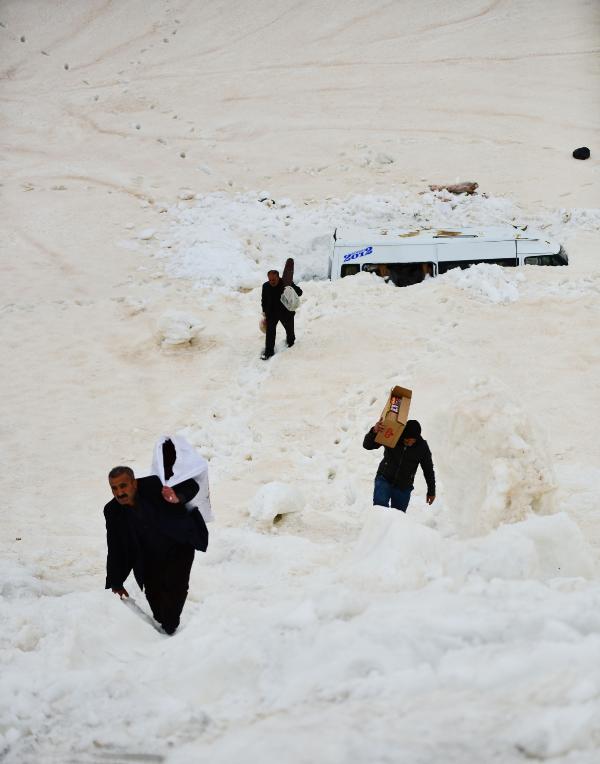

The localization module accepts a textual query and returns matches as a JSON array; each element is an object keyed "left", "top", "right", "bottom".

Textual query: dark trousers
[
  {"left": 143, "top": 545, "right": 195, "bottom": 634},
  {"left": 373, "top": 476, "right": 413, "bottom": 512},
  {"left": 265, "top": 310, "right": 295, "bottom": 356}
]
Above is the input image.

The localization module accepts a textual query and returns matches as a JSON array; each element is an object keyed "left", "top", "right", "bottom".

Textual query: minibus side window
[
  {"left": 362, "top": 262, "right": 433, "bottom": 286},
  {"left": 362, "top": 263, "right": 390, "bottom": 278},
  {"left": 438, "top": 257, "right": 517, "bottom": 273},
  {"left": 341, "top": 264, "right": 361, "bottom": 277},
  {"left": 438, "top": 260, "right": 479, "bottom": 273},
  {"left": 524, "top": 254, "right": 567, "bottom": 266},
  {"left": 485, "top": 257, "right": 518, "bottom": 267}
]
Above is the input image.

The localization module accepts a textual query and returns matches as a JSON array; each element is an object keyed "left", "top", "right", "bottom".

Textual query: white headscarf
[{"left": 151, "top": 435, "right": 214, "bottom": 523}]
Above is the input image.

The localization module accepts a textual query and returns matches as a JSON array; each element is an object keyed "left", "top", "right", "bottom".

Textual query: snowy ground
[{"left": 1, "top": 2, "right": 600, "bottom": 763}]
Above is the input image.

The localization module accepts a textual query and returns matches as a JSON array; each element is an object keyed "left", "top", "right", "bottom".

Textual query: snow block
[{"left": 248, "top": 482, "right": 305, "bottom": 528}]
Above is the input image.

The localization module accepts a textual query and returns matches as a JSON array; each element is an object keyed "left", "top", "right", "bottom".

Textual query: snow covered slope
[{"left": 1, "top": 1, "right": 600, "bottom": 763}]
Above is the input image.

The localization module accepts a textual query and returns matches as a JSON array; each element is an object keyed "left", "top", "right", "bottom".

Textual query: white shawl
[{"left": 151, "top": 435, "right": 214, "bottom": 523}]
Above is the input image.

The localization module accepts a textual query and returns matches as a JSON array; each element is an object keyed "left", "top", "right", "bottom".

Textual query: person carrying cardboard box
[{"left": 363, "top": 419, "right": 436, "bottom": 512}]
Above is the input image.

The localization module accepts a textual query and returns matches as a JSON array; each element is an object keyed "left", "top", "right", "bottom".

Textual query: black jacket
[
  {"left": 363, "top": 429, "right": 436, "bottom": 495},
  {"left": 104, "top": 475, "right": 208, "bottom": 590},
  {"left": 261, "top": 281, "right": 303, "bottom": 316}
]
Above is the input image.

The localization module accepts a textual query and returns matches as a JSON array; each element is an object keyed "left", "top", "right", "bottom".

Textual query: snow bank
[
  {"left": 345, "top": 506, "right": 443, "bottom": 589},
  {"left": 512, "top": 703, "right": 599, "bottom": 760},
  {"left": 440, "top": 263, "right": 524, "bottom": 303},
  {"left": 3, "top": 0, "right": 600, "bottom": 760},
  {"left": 153, "top": 191, "right": 600, "bottom": 290},
  {"left": 346, "top": 506, "right": 595, "bottom": 589},
  {"left": 446, "top": 512, "right": 596, "bottom": 582},
  {"left": 434, "top": 378, "right": 557, "bottom": 537}
]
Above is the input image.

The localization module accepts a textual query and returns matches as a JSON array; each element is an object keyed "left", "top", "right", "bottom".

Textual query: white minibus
[{"left": 329, "top": 227, "right": 567, "bottom": 285}]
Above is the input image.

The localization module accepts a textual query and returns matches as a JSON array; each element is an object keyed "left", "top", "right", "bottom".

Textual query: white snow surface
[{"left": 2, "top": 1, "right": 600, "bottom": 763}]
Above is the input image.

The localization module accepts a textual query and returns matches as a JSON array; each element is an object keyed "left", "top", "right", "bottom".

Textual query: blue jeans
[{"left": 373, "top": 476, "right": 412, "bottom": 512}]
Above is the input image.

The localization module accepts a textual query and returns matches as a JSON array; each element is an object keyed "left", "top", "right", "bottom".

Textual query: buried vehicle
[{"left": 329, "top": 227, "right": 567, "bottom": 286}]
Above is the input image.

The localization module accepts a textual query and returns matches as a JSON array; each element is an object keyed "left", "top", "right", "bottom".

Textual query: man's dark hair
[
  {"left": 267, "top": 269, "right": 280, "bottom": 276},
  {"left": 108, "top": 465, "right": 135, "bottom": 480}
]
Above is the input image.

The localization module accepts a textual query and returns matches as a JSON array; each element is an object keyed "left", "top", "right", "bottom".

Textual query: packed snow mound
[
  {"left": 156, "top": 310, "right": 204, "bottom": 346},
  {"left": 434, "top": 379, "right": 556, "bottom": 537},
  {"left": 348, "top": 508, "right": 595, "bottom": 588},
  {"left": 346, "top": 507, "right": 443, "bottom": 589},
  {"left": 0, "top": 560, "right": 51, "bottom": 600},
  {"left": 446, "top": 512, "right": 596, "bottom": 582},
  {"left": 248, "top": 482, "right": 305, "bottom": 528},
  {"left": 512, "top": 703, "right": 599, "bottom": 760}
]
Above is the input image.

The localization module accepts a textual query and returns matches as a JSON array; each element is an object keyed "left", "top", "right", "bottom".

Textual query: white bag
[
  {"left": 151, "top": 435, "right": 214, "bottom": 523},
  {"left": 281, "top": 286, "right": 300, "bottom": 312}
]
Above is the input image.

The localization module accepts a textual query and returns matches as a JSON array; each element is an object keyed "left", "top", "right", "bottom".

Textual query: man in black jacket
[
  {"left": 104, "top": 466, "right": 208, "bottom": 634},
  {"left": 261, "top": 269, "right": 303, "bottom": 360},
  {"left": 363, "top": 419, "right": 436, "bottom": 512}
]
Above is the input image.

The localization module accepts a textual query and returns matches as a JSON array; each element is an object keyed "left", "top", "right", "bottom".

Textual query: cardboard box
[{"left": 374, "top": 385, "right": 412, "bottom": 448}]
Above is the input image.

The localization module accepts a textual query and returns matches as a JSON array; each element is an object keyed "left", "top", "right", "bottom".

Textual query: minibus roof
[{"left": 334, "top": 226, "right": 547, "bottom": 246}]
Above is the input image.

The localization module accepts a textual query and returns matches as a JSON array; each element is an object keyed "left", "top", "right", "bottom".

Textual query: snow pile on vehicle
[{"left": 439, "top": 263, "right": 524, "bottom": 303}]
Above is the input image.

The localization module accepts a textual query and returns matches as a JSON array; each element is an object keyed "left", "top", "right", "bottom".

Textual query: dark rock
[{"left": 572, "top": 147, "right": 590, "bottom": 160}]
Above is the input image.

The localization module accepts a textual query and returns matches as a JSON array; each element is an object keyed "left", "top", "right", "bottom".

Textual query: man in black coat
[
  {"left": 104, "top": 466, "right": 208, "bottom": 634},
  {"left": 363, "top": 419, "right": 436, "bottom": 512},
  {"left": 261, "top": 269, "right": 303, "bottom": 360}
]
